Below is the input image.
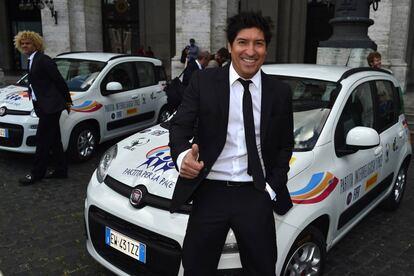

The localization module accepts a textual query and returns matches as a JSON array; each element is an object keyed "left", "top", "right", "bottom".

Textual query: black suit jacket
[
  {"left": 28, "top": 52, "right": 71, "bottom": 114},
  {"left": 169, "top": 65, "right": 294, "bottom": 215},
  {"left": 182, "top": 59, "right": 201, "bottom": 87}
]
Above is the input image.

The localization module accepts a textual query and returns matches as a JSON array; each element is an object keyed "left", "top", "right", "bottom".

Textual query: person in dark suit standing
[
  {"left": 14, "top": 31, "right": 72, "bottom": 185},
  {"left": 182, "top": 50, "right": 210, "bottom": 87},
  {"left": 169, "top": 12, "right": 294, "bottom": 276}
]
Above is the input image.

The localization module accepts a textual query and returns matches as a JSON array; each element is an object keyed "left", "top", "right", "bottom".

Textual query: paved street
[{"left": 0, "top": 136, "right": 413, "bottom": 275}]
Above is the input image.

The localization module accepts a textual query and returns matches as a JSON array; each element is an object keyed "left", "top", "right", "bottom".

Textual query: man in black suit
[
  {"left": 14, "top": 31, "right": 72, "bottom": 185},
  {"left": 169, "top": 12, "right": 293, "bottom": 276},
  {"left": 182, "top": 50, "right": 210, "bottom": 86}
]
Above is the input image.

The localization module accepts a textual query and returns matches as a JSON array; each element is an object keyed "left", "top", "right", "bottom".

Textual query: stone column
[
  {"left": 42, "top": 0, "right": 71, "bottom": 57},
  {"left": 369, "top": 0, "right": 412, "bottom": 91},
  {"left": 172, "top": 0, "right": 213, "bottom": 78}
]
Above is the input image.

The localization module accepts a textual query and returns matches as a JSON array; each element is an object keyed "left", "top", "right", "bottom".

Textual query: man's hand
[
  {"left": 180, "top": 144, "right": 204, "bottom": 179},
  {"left": 66, "top": 102, "right": 73, "bottom": 114}
]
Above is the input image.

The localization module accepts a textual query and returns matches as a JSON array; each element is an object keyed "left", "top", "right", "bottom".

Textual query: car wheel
[
  {"left": 158, "top": 106, "right": 172, "bottom": 123},
  {"left": 68, "top": 123, "right": 98, "bottom": 162},
  {"left": 380, "top": 163, "right": 408, "bottom": 211},
  {"left": 281, "top": 226, "right": 326, "bottom": 276}
]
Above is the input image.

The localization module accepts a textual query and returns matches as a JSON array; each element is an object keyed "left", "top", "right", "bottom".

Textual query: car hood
[
  {"left": 0, "top": 85, "right": 83, "bottom": 111},
  {"left": 107, "top": 125, "right": 314, "bottom": 200},
  {"left": 0, "top": 85, "right": 32, "bottom": 111}
]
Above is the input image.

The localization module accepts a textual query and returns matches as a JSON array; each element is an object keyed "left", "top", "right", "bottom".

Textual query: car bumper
[
  {"left": 85, "top": 172, "right": 244, "bottom": 275},
  {"left": 0, "top": 114, "right": 37, "bottom": 153}
]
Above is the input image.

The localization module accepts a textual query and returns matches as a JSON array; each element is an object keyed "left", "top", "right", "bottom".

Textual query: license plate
[
  {"left": 0, "top": 128, "right": 8, "bottom": 138},
  {"left": 105, "top": 226, "right": 146, "bottom": 263}
]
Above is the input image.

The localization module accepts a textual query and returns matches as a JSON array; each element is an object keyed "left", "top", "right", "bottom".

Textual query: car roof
[
  {"left": 55, "top": 52, "right": 162, "bottom": 65},
  {"left": 262, "top": 64, "right": 351, "bottom": 83}
]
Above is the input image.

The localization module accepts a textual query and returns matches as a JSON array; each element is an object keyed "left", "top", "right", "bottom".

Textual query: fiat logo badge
[
  {"left": 130, "top": 188, "right": 144, "bottom": 207},
  {"left": 0, "top": 107, "right": 6, "bottom": 116}
]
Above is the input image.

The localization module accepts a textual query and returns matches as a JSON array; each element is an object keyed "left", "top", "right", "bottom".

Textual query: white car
[
  {"left": 84, "top": 64, "right": 411, "bottom": 275},
  {"left": 0, "top": 52, "right": 170, "bottom": 161}
]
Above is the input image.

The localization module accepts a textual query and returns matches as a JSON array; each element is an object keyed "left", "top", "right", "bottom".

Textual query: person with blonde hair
[{"left": 14, "top": 31, "right": 72, "bottom": 185}]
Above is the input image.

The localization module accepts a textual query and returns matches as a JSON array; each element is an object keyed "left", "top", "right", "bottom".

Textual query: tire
[
  {"left": 67, "top": 123, "right": 98, "bottom": 162},
  {"left": 281, "top": 226, "right": 326, "bottom": 276},
  {"left": 157, "top": 106, "right": 172, "bottom": 123},
  {"left": 380, "top": 163, "right": 408, "bottom": 211}
]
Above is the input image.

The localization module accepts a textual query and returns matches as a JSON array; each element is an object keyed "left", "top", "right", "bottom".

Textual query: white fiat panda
[
  {"left": 84, "top": 64, "right": 411, "bottom": 275},
  {"left": 0, "top": 52, "right": 169, "bottom": 161}
]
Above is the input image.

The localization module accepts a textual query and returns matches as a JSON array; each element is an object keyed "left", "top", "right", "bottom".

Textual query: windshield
[
  {"left": 161, "top": 77, "right": 339, "bottom": 151},
  {"left": 277, "top": 77, "right": 338, "bottom": 151},
  {"left": 55, "top": 58, "right": 106, "bottom": 91}
]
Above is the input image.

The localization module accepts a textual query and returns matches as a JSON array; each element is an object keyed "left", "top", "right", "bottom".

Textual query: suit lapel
[
  {"left": 260, "top": 71, "right": 272, "bottom": 145},
  {"left": 216, "top": 65, "right": 231, "bottom": 129}
]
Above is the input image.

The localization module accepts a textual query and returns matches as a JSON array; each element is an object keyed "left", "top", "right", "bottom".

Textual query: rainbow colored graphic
[
  {"left": 18, "top": 91, "right": 29, "bottom": 98},
  {"left": 71, "top": 100, "right": 102, "bottom": 112},
  {"left": 138, "top": 145, "right": 175, "bottom": 173},
  {"left": 290, "top": 172, "right": 338, "bottom": 204}
]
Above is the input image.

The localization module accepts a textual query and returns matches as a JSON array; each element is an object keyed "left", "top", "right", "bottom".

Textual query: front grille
[
  {"left": 0, "top": 123, "right": 23, "bottom": 147},
  {"left": 104, "top": 175, "right": 192, "bottom": 214},
  {"left": 88, "top": 205, "right": 182, "bottom": 276}
]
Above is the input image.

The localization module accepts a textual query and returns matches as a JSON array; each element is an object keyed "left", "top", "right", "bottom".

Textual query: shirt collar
[
  {"left": 28, "top": 51, "right": 37, "bottom": 61},
  {"left": 229, "top": 62, "right": 261, "bottom": 88}
]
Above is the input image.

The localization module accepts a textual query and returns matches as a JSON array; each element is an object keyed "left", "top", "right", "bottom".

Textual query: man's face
[
  {"left": 228, "top": 27, "right": 267, "bottom": 79},
  {"left": 371, "top": 57, "right": 382, "bottom": 69},
  {"left": 20, "top": 39, "right": 36, "bottom": 56}
]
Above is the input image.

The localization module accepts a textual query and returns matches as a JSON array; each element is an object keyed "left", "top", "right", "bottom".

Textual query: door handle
[
  {"left": 131, "top": 95, "right": 140, "bottom": 100},
  {"left": 374, "top": 145, "right": 383, "bottom": 156}
]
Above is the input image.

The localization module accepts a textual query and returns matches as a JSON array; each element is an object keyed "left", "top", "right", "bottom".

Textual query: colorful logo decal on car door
[
  {"left": 71, "top": 100, "right": 103, "bottom": 112},
  {"left": 290, "top": 172, "right": 338, "bottom": 204}
]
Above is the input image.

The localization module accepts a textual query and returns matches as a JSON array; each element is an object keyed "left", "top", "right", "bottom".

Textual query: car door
[
  {"left": 135, "top": 61, "right": 162, "bottom": 119},
  {"left": 372, "top": 80, "right": 402, "bottom": 191},
  {"left": 100, "top": 61, "right": 148, "bottom": 137},
  {"left": 332, "top": 81, "right": 382, "bottom": 237}
]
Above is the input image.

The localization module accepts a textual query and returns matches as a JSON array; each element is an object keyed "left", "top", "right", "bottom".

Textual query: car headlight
[
  {"left": 30, "top": 109, "right": 38, "bottom": 118},
  {"left": 96, "top": 144, "right": 118, "bottom": 183}
]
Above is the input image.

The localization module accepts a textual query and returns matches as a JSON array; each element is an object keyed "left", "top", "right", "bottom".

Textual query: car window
[
  {"left": 55, "top": 59, "right": 106, "bottom": 92},
  {"left": 102, "top": 62, "right": 138, "bottom": 93},
  {"left": 277, "top": 77, "right": 338, "bottom": 151},
  {"left": 155, "top": 65, "right": 167, "bottom": 82},
  {"left": 374, "top": 80, "right": 397, "bottom": 132},
  {"left": 335, "top": 82, "right": 374, "bottom": 154},
  {"left": 136, "top": 62, "right": 156, "bottom": 88}
]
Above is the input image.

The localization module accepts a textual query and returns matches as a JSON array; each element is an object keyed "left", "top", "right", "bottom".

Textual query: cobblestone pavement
[{"left": 0, "top": 138, "right": 413, "bottom": 275}]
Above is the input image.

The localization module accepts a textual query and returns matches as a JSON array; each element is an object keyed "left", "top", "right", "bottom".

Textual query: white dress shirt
[
  {"left": 28, "top": 51, "right": 38, "bottom": 101},
  {"left": 177, "top": 63, "right": 276, "bottom": 199}
]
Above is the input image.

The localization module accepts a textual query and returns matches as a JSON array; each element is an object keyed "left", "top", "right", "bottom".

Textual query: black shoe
[
  {"left": 44, "top": 169, "right": 68, "bottom": 179},
  {"left": 19, "top": 173, "right": 41, "bottom": 185}
]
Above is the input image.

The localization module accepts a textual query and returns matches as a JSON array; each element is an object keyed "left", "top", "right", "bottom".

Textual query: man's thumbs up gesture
[{"left": 180, "top": 144, "right": 204, "bottom": 179}]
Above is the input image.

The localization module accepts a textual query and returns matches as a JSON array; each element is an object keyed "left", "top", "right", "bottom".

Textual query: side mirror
[
  {"left": 103, "top": 81, "right": 123, "bottom": 95},
  {"left": 346, "top": 126, "right": 380, "bottom": 149}
]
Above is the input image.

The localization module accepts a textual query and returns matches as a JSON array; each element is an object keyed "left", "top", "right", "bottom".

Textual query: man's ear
[{"left": 227, "top": 42, "right": 232, "bottom": 53}]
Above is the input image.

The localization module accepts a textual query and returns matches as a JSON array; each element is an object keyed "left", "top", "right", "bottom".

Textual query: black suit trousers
[
  {"left": 31, "top": 103, "right": 67, "bottom": 178},
  {"left": 182, "top": 180, "right": 277, "bottom": 276}
]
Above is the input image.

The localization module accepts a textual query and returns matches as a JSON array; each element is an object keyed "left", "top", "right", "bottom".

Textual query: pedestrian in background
[
  {"left": 207, "top": 47, "right": 230, "bottom": 68},
  {"left": 186, "top": 38, "right": 199, "bottom": 63},
  {"left": 182, "top": 50, "right": 210, "bottom": 86},
  {"left": 367, "top": 51, "right": 382, "bottom": 69},
  {"left": 169, "top": 12, "right": 293, "bottom": 275},
  {"left": 14, "top": 31, "right": 72, "bottom": 185}
]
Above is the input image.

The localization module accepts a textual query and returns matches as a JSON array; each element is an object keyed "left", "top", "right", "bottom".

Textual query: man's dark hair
[{"left": 226, "top": 12, "right": 273, "bottom": 46}]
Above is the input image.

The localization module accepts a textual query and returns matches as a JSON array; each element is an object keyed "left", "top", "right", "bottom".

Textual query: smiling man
[{"left": 169, "top": 12, "right": 294, "bottom": 275}]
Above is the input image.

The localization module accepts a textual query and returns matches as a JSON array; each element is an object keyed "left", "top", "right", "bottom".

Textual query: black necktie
[{"left": 239, "top": 78, "right": 266, "bottom": 190}]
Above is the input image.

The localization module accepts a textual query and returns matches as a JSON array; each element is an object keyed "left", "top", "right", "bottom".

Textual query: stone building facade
[{"left": 0, "top": 0, "right": 412, "bottom": 89}]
